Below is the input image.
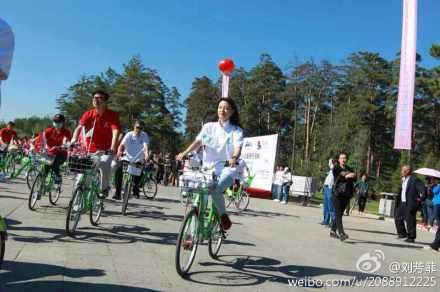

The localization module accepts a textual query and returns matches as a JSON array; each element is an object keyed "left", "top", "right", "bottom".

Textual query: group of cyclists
[{"left": 0, "top": 90, "right": 246, "bottom": 232}]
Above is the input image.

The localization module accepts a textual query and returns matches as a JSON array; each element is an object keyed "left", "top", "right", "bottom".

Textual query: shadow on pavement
[
  {"left": 229, "top": 209, "right": 300, "bottom": 219},
  {"left": 2, "top": 281, "right": 159, "bottom": 292},
  {"left": 0, "top": 261, "right": 159, "bottom": 292},
  {"left": 345, "top": 227, "right": 396, "bottom": 236},
  {"left": 185, "top": 255, "right": 380, "bottom": 288}
]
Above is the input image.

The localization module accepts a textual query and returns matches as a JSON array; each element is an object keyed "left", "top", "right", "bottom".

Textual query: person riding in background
[
  {"left": 34, "top": 114, "right": 71, "bottom": 185},
  {"left": 177, "top": 97, "right": 244, "bottom": 231},
  {"left": 113, "top": 120, "right": 150, "bottom": 200},
  {"left": 70, "top": 90, "right": 121, "bottom": 198},
  {"left": 0, "top": 121, "right": 18, "bottom": 153}
]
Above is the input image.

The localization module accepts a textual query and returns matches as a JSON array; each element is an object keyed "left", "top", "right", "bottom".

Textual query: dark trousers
[
  {"left": 45, "top": 154, "right": 66, "bottom": 177},
  {"left": 114, "top": 164, "right": 141, "bottom": 197},
  {"left": 430, "top": 205, "right": 440, "bottom": 250},
  {"left": 394, "top": 202, "right": 417, "bottom": 239},
  {"left": 331, "top": 195, "right": 350, "bottom": 234},
  {"left": 358, "top": 197, "right": 367, "bottom": 212}
]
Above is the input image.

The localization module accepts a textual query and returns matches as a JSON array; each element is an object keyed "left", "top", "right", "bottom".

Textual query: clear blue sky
[{"left": 1, "top": 0, "right": 439, "bottom": 122}]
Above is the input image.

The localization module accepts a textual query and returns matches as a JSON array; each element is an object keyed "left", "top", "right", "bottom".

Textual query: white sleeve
[
  {"left": 121, "top": 133, "right": 130, "bottom": 147},
  {"left": 233, "top": 127, "right": 244, "bottom": 149},
  {"left": 195, "top": 124, "right": 208, "bottom": 143}
]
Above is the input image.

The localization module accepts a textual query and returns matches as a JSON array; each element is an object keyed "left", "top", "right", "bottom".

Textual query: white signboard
[
  {"left": 290, "top": 176, "right": 316, "bottom": 197},
  {"left": 241, "top": 134, "right": 278, "bottom": 191}
]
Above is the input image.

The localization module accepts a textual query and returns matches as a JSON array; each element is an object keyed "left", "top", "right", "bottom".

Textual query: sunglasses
[{"left": 135, "top": 126, "right": 142, "bottom": 129}]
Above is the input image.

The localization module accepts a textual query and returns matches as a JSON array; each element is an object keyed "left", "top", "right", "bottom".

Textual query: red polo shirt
[
  {"left": 35, "top": 127, "right": 72, "bottom": 155},
  {"left": 79, "top": 108, "right": 120, "bottom": 153},
  {"left": 0, "top": 128, "right": 17, "bottom": 144}
]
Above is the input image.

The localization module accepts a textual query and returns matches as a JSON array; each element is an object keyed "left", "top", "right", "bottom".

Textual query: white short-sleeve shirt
[
  {"left": 196, "top": 121, "right": 243, "bottom": 174},
  {"left": 121, "top": 131, "right": 149, "bottom": 161}
]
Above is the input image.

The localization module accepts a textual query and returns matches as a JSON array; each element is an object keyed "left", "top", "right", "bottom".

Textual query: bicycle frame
[
  {"left": 0, "top": 216, "right": 6, "bottom": 234},
  {"left": 74, "top": 168, "right": 101, "bottom": 212},
  {"left": 192, "top": 190, "right": 220, "bottom": 241}
]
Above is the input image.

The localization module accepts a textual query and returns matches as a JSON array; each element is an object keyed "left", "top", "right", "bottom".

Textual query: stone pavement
[{"left": 0, "top": 176, "right": 439, "bottom": 291}]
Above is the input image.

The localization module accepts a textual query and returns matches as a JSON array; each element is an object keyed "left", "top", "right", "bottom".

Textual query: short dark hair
[
  {"left": 133, "top": 119, "right": 145, "bottom": 128},
  {"left": 92, "top": 90, "right": 110, "bottom": 101},
  {"left": 217, "top": 98, "right": 240, "bottom": 127},
  {"left": 7, "top": 121, "right": 15, "bottom": 127}
]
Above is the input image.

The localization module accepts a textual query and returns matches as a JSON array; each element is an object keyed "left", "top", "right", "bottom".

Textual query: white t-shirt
[
  {"left": 401, "top": 176, "right": 409, "bottom": 203},
  {"left": 273, "top": 170, "right": 284, "bottom": 185},
  {"left": 196, "top": 121, "right": 244, "bottom": 175},
  {"left": 121, "top": 131, "right": 149, "bottom": 161}
]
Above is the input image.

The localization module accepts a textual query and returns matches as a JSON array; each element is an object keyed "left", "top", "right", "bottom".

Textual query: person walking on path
[
  {"left": 394, "top": 165, "right": 426, "bottom": 243},
  {"left": 330, "top": 152, "right": 356, "bottom": 241}
]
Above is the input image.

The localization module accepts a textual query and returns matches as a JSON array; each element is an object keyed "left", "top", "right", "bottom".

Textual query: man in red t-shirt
[
  {"left": 0, "top": 121, "right": 18, "bottom": 153},
  {"left": 35, "top": 114, "right": 72, "bottom": 184},
  {"left": 71, "top": 90, "right": 120, "bottom": 198}
]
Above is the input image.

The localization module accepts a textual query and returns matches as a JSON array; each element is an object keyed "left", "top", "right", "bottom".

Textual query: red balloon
[{"left": 218, "top": 59, "right": 235, "bottom": 74}]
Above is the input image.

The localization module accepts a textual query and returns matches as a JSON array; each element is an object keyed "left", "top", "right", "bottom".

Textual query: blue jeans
[
  {"left": 422, "top": 199, "right": 434, "bottom": 225},
  {"left": 211, "top": 169, "right": 235, "bottom": 216},
  {"left": 322, "top": 185, "right": 335, "bottom": 225},
  {"left": 272, "top": 184, "right": 281, "bottom": 199},
  {"left": 279, "top": 183, "right": 290, "bottom": 202},
  {"left": 431, "top": 204, "right": 440, "bottom": 250}
]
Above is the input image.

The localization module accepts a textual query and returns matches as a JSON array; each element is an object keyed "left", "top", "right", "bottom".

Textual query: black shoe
[
  {"left": 112, "top": 194, "right": 121, "bottom": 200},
  {"left": 397, "top": 234, "right": 407, "bottom": 239},
  {"left": 330, "top": 230, "right": 339, "bottom": 238},
  {"left": 98, "top": 189, "right": 109, "bottom": 199},
  {"left": 339, "top": 233, "right": 348, "bottom": 241},
  {"left": 133, "top": 192, "right": 140, "bottom": 199},
  {"left": 404, "top": 238, "right": 415, "bottom": 243}
]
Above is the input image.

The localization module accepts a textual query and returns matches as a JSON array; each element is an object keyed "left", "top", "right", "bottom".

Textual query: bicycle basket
[
  {"left": 128, "top": 164, "right": 142, "bottom": 176},
  {"left": 39, "top": 154, "right": 55, "bottom": 166},
  {"left": 68, "top": 156, "right": 94, "bottom": 173}
]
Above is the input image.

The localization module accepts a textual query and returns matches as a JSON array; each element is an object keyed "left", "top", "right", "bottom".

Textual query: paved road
[{"left": 0, "top": 175, "right": 439, "bottom": 291}]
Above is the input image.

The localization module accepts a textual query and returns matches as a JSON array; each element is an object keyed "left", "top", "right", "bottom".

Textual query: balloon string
[{"left": 222, "top": 74, "right": 229, "bottom": 98}]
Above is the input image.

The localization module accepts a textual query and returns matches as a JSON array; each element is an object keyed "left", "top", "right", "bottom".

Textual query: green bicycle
[
  {"left": 0, "top": 216, "right": 7, "bottom": 269},
  {"left": 175, "top": 169, "right": 225, "bottom": 277},
  {"left": 140, "top": 165, "right": 158, "bottom": 200},
  {"left": 120, "top": 159, "right": 144, "bottom": 215},
  {"left": 225, "top": 175, "right": 254, "bottom": 211},
  {"left": 65, "top": 153, "right": 105, "bottom": 236},
  {"left": 0, "top": 150, "right": 18, "bottom": 178},
  {"left": 28, "top": 155, "right": 62, "bottom": 210},
  {"left": 9, "top": 154, "right": 40, "bottom": 189}
]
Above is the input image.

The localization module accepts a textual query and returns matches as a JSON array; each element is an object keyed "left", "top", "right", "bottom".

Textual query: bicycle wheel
[
  {"left": 49, "top": 179, "right": 62, "bottom": 205},
  {"left": 28, "top": 173, "right": 44, "bottom": 210},
  {"left": 122, "top": 178, "right": 132, "bottom": 216},
  {"left": 208, "top": 215, "right": 224, "bottom": 259},
  {"left": 26, "top": 167, "right": 38, "bottom": 190},
  {"left": 236, "top": 191, "right": 250, "bottom": 211},
  {"left": 89, "top": 192, "right": 103, "bottom": 226},
  {"left": 225, "top": 191, "right": 234, "bottom": 209},
  {"left": 175, "top": 208, "right": 199, "bottom": 277},
  {"left": 0, "top": 232, "right": 5, "bottom": 269},
  {"left": 66, "top": 187, "right": 83, "bottom": 236},
  {"left": 4, "top": 156, "right": 15, "bottom": 178},
  {"left": 143, "top": 176, "right": 158, "bottom": 200}
]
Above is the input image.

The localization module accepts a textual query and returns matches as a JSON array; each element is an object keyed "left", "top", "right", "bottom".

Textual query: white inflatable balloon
[{"left": 0, "top": 18, "right": 15, "bottom": 107}]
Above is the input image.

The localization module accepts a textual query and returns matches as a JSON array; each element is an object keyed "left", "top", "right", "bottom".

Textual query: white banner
[
  {"left": 0, "top": 18, "right": 15, "bottom": 108},
  {"left": 241, "top": 134, "right": 278, "bottom": 191},
  {"left": 394, "top": 0, "right": 417, "bottom": 150}
]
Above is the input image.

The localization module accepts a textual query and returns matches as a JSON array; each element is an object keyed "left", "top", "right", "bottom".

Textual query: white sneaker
[
  {"left": 273, "top": 199, "right": 280, "bottom": 202},
  {"left": 423, "top": 246, "right": 438, "bottom": 252},
  {"left": 281, "top": 201, "right": 287, "bottom": 204}
]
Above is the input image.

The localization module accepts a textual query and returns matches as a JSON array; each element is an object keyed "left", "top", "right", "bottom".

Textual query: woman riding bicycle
[{"left": 177, "top": 97, "right": 243, "bottom": 231}]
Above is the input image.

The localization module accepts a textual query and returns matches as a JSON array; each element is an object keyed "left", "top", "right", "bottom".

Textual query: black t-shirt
[{"left": 333, "top": 164, "right": 356, "bottom": 197}]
